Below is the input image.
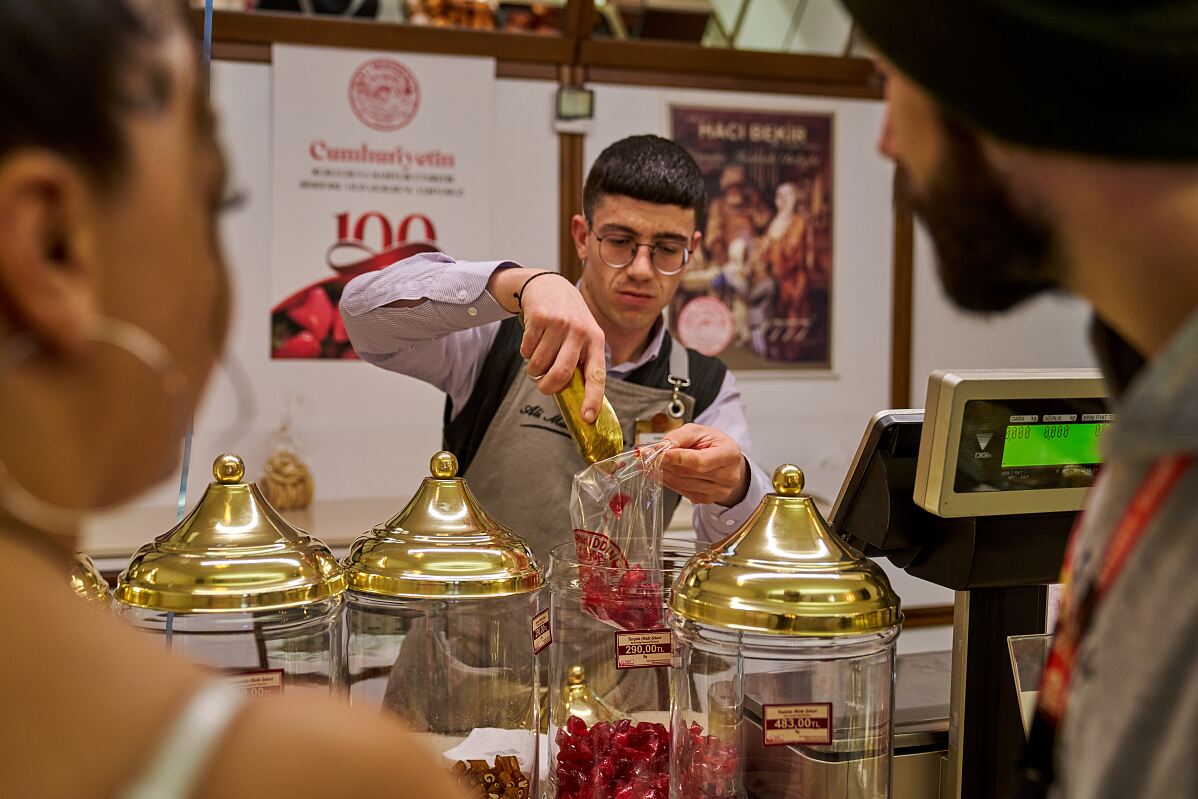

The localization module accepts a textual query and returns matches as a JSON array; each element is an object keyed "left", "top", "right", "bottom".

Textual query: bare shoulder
[{"left": 197, "top": 689, "right": 467, "bottom": 799}]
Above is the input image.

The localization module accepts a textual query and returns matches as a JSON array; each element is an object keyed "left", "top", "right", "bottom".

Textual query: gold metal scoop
[
  {"left": 554, "top": 368, "right": 624, "bottom": 463},
  {"left": 518, "top": 309, "right": 623, "bottom": 462}
]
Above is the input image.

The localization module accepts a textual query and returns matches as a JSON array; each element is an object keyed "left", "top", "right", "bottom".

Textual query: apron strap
[
  {"left": 668, "top": 335, "right": 690, "bottom": 383},
  {"left": 666, "top": 336, "right": 691, "bottom": 419}
]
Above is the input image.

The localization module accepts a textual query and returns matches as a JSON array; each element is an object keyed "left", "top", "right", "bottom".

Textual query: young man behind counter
[{"left": 340, "top": 135, "right": 770, "bottom": 557}]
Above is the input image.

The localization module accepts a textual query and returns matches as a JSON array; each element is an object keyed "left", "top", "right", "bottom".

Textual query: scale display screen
[
  {"left": 954, "top": 398, "right": 1112, "bottom": 494},
  {"left": 1001, "top": 423, "right": 1109, "bottom": 468}
]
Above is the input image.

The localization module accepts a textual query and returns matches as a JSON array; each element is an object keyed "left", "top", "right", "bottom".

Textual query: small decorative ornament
[{"left": 259, "top": 400, "right": 314, "bottom": 511}]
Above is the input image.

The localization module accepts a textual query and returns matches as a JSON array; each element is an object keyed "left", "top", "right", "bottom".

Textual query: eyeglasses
[{"left": 590, "top": 230, "right": 691, "bottom": 276}]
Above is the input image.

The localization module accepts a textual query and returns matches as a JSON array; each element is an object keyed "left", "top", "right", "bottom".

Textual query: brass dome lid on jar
[
  {"left": 114, "top": 454, "right": 346, "bottom": 613},
  {"left": 342, "top": 451, "right": 543, "bottom": 598},
  {"left": 71, "top": 552, "right": 111, "bottom": 605},
  {"left": 671, "top": 464, "right": 902, "bottom": 636}
]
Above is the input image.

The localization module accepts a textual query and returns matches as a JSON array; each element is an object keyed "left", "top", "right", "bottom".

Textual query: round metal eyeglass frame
[{"left": 590, "top": 230, "right": 691, "bottom": 276}]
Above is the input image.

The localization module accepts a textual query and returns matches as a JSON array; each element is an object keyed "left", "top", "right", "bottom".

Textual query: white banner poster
[{"left": 270, "top": 44, "right": 495, "bottom": 359}]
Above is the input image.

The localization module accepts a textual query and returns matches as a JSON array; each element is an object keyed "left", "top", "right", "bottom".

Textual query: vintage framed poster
[
  {"left": 670, "top": 106, "right": 834, "bottom": 370},
  {"left": 270, "top": 45, "right": 494, "bottom": 359}
]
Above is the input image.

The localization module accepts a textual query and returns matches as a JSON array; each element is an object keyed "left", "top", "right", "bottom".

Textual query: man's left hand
[{"left": 660, "top": 424, "right": 750, "bottom": 507}]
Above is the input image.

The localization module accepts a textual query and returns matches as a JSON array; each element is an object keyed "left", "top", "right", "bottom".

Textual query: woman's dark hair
[
  {"left": 583, "top": 135, "right": 707, "bottom": 227},
  {"left": 0, "top": 0, "right": 180, "bottom": 186}
]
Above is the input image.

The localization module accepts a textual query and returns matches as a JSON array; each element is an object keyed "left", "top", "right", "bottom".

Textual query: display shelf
[
  {"left": 191, "top": 5, "right": 881, "bottom": 98},
  {"left": 194, "top": 8, "right": 573, "bottom": 64}
]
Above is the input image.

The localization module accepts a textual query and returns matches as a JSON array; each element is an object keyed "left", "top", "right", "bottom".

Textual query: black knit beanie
[{"left": 839, "top": 0, "right": 1198, "bottom": 160}]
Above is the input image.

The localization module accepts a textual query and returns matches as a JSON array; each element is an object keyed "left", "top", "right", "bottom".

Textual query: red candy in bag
[{"left": 570, "top": 441, "right": 673, "bottom": 631}]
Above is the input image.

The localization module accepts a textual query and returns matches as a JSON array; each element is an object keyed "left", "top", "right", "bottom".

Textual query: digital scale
[{"left": 831, "top": 369, "right": 1109, "bottom": 799}]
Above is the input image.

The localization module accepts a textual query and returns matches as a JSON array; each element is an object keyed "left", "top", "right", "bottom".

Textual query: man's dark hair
[
  {"left": 0, "top": 1, "right": 182, "bottom": 188},
  {"left": 583, "top": 135, "right": 707, "bottom": 227}
]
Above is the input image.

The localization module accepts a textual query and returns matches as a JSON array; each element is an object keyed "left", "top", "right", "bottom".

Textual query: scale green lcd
[{"left": 1001, "top": 423, "right": 1109, "bottom": 468}]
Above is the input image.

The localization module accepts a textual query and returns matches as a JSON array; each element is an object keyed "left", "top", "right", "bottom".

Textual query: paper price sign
[
  {"left": 762, "top": 703, "right": 833, "bottom": 746},
  {"left": 226, "top": 669, "right": 285, "bottom": 697},
  {"left": 532, "top": 609, "right": 552, "bottom": 655},
  {"left": 614, "top": 629, "right": 673, "bottom": 670}
]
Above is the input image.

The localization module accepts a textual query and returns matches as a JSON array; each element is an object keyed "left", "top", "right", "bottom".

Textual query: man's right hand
[{"left": 489, "top": 267, "right": 607, "bottom": 424}]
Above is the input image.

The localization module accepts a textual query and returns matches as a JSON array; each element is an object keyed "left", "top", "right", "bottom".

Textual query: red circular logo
[
  {"left": 676, "top": 296, "right": 735, "bottom": 356},
  {"left": 348, "top": 58, "right": 420, "bottom": 132}
]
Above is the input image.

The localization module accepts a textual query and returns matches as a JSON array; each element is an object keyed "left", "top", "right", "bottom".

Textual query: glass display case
[
  {"left": 114, "top": 454, "right": 346, "bottom": 692},
  {"left": 669, "top": 464, "right": 902, "bottom": 799},
  {"left": 342, "top": 450, "right": 543, "bottom": 799}
]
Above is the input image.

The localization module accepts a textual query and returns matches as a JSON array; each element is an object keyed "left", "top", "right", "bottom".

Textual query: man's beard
[{"left": 905, "top": 115, "right": 1062, "bottom": 313}]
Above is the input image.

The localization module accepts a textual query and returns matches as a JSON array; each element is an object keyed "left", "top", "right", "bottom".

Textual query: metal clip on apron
[{"left": 634, "top": 340, "right": 691, "bottom": 447}]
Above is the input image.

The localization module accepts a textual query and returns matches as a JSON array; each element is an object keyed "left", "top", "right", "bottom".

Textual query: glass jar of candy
[
  {"left": 669, "top": 465, "right": 902, "bottom": 799},
  {"left": 115, "top": 454, "right": 346, "bottom": 693},
  {"left": 342, "top": 451, "right": 543, "bottom": 798},
  {"left": 546, "top": 542, "right": 699, "bottom": 799}
]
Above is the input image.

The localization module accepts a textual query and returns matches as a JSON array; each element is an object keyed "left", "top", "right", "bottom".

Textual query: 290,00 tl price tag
[
  {"left": 762, "top": 703, "right": 833, "bottom": 746},
  {"left": 614, "top": 629, "right": 672, "bottom": 670},
  {"left": 532, "top": 609, "right": 552, "bottom": 655}
]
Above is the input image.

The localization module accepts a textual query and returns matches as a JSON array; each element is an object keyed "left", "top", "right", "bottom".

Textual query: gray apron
[
  {"left": 383, "top": 342, "right": 692, "bottom": 731},
  {"left": 463, "top": 339, "right": 692, "bottom": 559}
]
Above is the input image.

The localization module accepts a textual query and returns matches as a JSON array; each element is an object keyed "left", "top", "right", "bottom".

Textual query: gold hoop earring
[{"left": 0, "top": 315, "right": 188, "bottom": 535}]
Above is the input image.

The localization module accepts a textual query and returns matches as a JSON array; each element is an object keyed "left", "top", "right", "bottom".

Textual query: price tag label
[
  {"left": 226, "top": 669, "right": 285, "bottom": 697},
  {"left": 762, "top": 703, "right": 833, "bottom": 746},
  {"left": 532, "top": 609, "right": 552, "bottom": 655},
  {"left": 614, "top": 629, "right": 672, "bottom": 670}
]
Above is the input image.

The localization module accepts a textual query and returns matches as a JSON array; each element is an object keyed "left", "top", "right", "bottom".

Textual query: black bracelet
[{"left": 514, "top": 270, "right": 567, "bottom": 313}]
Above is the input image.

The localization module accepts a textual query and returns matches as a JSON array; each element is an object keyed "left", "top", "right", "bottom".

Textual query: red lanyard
[{"left": 1037, "top": 454, "right": 1192, "bottom": 727}]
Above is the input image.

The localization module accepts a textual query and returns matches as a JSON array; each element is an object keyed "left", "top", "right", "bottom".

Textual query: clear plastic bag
[{"left": 570, "top": 441, "right": 673, "bottom": 631}]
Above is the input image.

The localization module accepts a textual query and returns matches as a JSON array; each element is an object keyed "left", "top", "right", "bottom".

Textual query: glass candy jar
[
  {"left": 670, "top": 465, "right": 902, "bottom": 799},
  {"left": 546, "top": 544, "right": 683, "bottom": 799},
  {"left": 342, "top": 451, "right": 543, "bottom": 799},
  {"left": 114, "top": 454, "right": 346, "bottom": 692}
]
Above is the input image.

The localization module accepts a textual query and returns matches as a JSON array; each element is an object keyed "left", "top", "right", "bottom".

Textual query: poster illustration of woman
[{"left": 670, "top": 107, "right": 833, "bottom": 370}]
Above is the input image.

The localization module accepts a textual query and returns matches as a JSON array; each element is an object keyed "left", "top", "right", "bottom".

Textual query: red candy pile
[
  {"left": 272, "top": 284, "right": 357, "bottom": 360},
  {"left": 676, "top": 722, "right": 741, "bottom": 799},
  {"left": 554, "top": 716, "right": 741, "bottom": 799},
  {"left": 580, "top": 564, "right": 665, "bottom": 631},
  {"left": 554, "top": 716, "right": 670, "bottom": 799}
]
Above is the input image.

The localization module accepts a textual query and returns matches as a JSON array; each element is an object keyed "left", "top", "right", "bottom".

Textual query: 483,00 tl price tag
[{"left": 762, "top": 703, "right": 833, "bottom": 746}]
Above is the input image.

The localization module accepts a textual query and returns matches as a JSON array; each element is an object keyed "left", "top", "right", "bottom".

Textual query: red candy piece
[
  {"left": 284, "top": 286, "right": 336, "bottom": 341},
  {"left": 273, "top": 330, "right": 322, "bottom": 359},
  {"left": 330, "top": 309, "right": 350, "bottom": 344},
  {"left": 607, "top": 493, "right": 632, "bottom": 517}
]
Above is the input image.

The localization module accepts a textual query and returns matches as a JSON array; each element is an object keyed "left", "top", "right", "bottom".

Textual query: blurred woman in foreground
[{"left": 0, "top": 2, "right": 463, "bottom": 796}]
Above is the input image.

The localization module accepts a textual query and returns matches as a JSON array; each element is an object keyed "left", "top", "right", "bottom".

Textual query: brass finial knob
[
  {"left": 567, "top": 665, "right": 587, "bottom": 685},
  {"left": 213, "top": 453, "right": 245, "bottom": 484},
  {"left": 430, "top": 451, "right": 459, "bottom": 479},
  {"left": 773, "top": 464, "right": 804, "bottom": 496}
]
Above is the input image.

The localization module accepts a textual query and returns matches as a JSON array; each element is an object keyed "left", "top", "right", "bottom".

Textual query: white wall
[
  {"left": 83, "top": 62, "right": 561, "bottom": 545},
  {"left": 909, "top": 226, "right": 1096, "bottom": 398}
]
